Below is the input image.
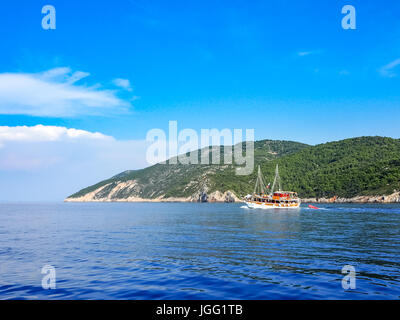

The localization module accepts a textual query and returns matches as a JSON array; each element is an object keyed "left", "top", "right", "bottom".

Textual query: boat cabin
[{"left": 272, "top": 191, "right": 298, "bottom": 200}]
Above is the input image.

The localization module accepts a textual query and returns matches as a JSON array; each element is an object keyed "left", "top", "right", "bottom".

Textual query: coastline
[
  {"left": 302, "top": 191, "right": 400, "bottom": 204},
  {"left": 64, "top": 190, "right": 241, "bottom": 203},
  {"left": 65, "top": 191, "right": 400, "bottom": 204}
]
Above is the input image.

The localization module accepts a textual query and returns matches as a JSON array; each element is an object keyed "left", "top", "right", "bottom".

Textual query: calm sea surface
[{"left": 0, "top": 202, "right": 399, "bottom": 299}]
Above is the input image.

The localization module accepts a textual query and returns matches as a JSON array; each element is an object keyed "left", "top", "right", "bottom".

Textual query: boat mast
[
  {"left": 253, "top": 165, "right": 267, "bottom": 195},
  {"left": 270, "top": 164, "right": 282, "bottom": 193}
]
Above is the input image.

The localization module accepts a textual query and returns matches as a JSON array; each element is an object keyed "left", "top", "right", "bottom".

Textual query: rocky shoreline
[
  {"left": 64, "top": 190, "right": 241, "bottom": 203},
  {"left": 65, "top": 191, "right": 400, "bottom": 203},
  {"left": 302, "top": 191, "right": 400, "bottom": 204}
]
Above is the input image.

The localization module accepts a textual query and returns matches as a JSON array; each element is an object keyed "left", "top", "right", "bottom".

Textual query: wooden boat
[{"left": 245, "top": 164, "right": 301, "bottom": 209}]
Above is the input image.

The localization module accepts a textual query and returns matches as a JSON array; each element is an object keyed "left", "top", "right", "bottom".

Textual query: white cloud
[
  {"left": 379, "top": 58, "right": 400, "bottom": 78},
  {"left": 297, "top": 49, "right": 323, "bottom": 57},
  {"left": 298, "top": 51, "right": 313, "bottom": 56},
  {"left": 40, "top": 67, "right": 72, "bottom": 80},
  {"left": 0, "top": 125, "right": 113, "bottom": 146},
  {"left": 0, "top": 68, "right": 131, "bottom": 117},
  {"left": 0, "top": 125, "right": 149, "bottom": 200},
  {"left": 113, "top": 78, "right": 132, "bottom": 91},
  {"left": 67, "top": 71, "right": 91, "bottom": 84}
]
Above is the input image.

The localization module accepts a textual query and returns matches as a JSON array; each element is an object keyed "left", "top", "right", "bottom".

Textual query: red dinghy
[{"left": 308, "top": 205, "right": 320, "bottom": 210}]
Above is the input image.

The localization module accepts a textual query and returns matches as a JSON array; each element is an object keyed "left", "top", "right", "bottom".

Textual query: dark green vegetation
[{"left": 68, "top": 137, "right": 400, "bottom": 200}]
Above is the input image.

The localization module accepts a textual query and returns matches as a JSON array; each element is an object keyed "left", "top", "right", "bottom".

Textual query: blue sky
[{"left": 1, "top": 0, "right": 400, "bottom": 200}]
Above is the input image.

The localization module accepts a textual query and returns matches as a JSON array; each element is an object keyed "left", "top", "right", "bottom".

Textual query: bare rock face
[
  {"left": 302, "top": 191, "right": 400, "bottom": 203},
  {"left": 208, "top": 190, "right": 240, "bottom": 203},
  {"left": 64, "top": 179, "right": 242, "bottom": 202},
  {"left": 187, "top": 190, "right": 240, "bottom": 203},
  {"left": 383, "top": 191, "right": 400, "bottom": 203},
  {"left": 198, "top": 191, "right": 208, "bottom": 203},
  {"left": 224, "top": 191, "right": 237, "bottom": 203}
]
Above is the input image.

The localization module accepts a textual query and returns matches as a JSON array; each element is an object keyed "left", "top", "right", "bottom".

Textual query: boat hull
[{"left": 245, "top": 201, "right": 301, "bottom": 209}]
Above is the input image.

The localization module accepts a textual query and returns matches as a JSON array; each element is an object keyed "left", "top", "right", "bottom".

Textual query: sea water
[{"left": 0, "top": 202, "right": 399, "bottom": 299}]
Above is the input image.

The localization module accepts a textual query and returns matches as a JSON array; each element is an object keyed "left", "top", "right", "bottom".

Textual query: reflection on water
[{"left": 0, "top": 202, "right": 399, "bottom": 299}]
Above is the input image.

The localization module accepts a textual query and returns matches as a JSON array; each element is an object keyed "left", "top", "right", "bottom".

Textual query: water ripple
[{"left": 0, "top": 202, "right": 399, "bottom": 299}]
